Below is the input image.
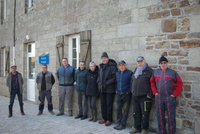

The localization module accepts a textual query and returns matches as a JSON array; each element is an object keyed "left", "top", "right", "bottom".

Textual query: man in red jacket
[{"left": 150, "top": 55, "right": 183, "bottom": 134}]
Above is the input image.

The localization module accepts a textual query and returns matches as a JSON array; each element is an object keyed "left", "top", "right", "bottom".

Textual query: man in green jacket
[
  {"left": 6, "top": 65, "right": 25, "bottom": 117},
  {"left": 74, "top": 61, "right": 89, "bottom": 120}
]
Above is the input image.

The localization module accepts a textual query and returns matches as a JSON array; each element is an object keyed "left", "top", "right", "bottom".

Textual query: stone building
[{"left": 0, "top": 0, "right": 200, "bottom": 133}]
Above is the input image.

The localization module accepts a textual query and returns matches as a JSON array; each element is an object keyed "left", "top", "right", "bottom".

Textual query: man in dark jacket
[
  {"left": 98, "top": 52, "right": 118, "bottom": 126},
  {"left": 150, "top": 55, "right": 183, "bottom": 134},
  {"left": 6, "top": 65, "right": 25, "bottom": 117},
  {"left": 114, "top": 60, "right": 132, "bottom": 130},
  {"left": 36, "top": 65, "right": 55, "bottom": 115},
  {"left": 86, "top": 62, "right": 99, "bottom": 122},
  {"left": 129, "top": 56, "right": 153, "bottom": 134},
  {"left": 74, "top": 61, "right": 89, "bottom": 120}
]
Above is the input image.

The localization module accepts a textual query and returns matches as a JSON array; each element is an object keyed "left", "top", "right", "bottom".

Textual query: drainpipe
[{"left": 13, "top": 0, "right": 16, "bottom": 65}]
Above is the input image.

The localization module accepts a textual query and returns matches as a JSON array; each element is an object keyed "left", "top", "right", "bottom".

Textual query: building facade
[{"left": 0, "top": 0, "right": 200, "bottom": 133}]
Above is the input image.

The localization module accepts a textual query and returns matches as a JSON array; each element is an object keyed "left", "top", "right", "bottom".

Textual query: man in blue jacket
[
  {"left": 114, "top": 60, "right": 132, "bottom": 130},
  {"left": 56, "top": 58, "right": 75, "bottom": 116},
  {"left": 74, "top": 61, "right": 89, "bottom": 120}
]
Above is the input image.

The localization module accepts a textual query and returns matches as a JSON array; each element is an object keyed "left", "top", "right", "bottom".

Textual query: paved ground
[{"left": 0, "top": 96, "right": 157, "bottom": 134}]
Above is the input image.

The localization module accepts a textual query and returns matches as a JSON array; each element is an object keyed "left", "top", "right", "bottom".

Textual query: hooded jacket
[
  {"left": 131, "top": 64, "right": 153, "bottom": 97},
  {"left": 86, "top": 66, "right": 99, "bottom": 96},
  {"left": 98, "top": 59, "right": 118, "bottom": 93}
]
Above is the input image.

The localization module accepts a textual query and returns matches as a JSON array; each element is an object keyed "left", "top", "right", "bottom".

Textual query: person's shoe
[
  {"left": 99, "top": 120, "right": 106, "bottom": 124},
  {"left": 129, "top": 128, "right": 141, "bottom": 134},
  {"left": 115, "top": 125, "right": 126, "bottom": 130},
  {"left": 37, "top": 111, "right": 43, "bottom": 116},
  {"left": 68, "top": 110, "right": 73, "bottom": 116},
  {"left": 105, "top": 121, "right": 112, "bottom": 126},
  {"left": 141, "top": 129, "right": 147, "bottom": 134},
  {"left": 20, "top": 106, "right": 25, "bottom": 115},
  {"left": 8, "top": 107, "right": 12, "bottom": 118},
  {"left": 113, "top": 124, "right": 120, "bottom": 129},
  {"left": 49, "top": 111, "right": 55, "bottom": 115},
  {"left": 75, "top": 114, "right": 82, "bottom": 119},
  {"left": 56, "top": 112, "right": 64, "bottom": 116},
  {"left": 81, "top": 116, "right": 88, "bottom": 120},
  {"left": 89, "top": 118, "right": 93, "bottom": 121}
]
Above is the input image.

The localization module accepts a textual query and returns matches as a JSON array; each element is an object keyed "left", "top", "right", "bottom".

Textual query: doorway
[{"left": 27, "top": 43, "right": 35, "bottom": 101}]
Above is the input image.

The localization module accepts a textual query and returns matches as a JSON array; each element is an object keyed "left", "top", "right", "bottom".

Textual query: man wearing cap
[
  {"left": 129, "top": 56, "right": 153, "bottom": 134},
  {"left": 150, "top": 55, "right": 183, "bottom": 134},
  {"left": 36, "top": 65, "right": 55, "bottom": 116},
  {"left": 6, "top": 65, "right": 25, "bottom": 117},
  {"left": 98, "top": 52, "right": 118, "bottom": 126},
  {"left": 114, "top": 60, "right": 132, "bottom": 130}
]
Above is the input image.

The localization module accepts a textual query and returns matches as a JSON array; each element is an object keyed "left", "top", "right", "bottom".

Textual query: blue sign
[{"left": 39, "top": 53, "right": 49, "bottom": 65}]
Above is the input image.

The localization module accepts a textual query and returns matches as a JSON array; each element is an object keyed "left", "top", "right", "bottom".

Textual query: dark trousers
[
  {"left": 132, "top": 95, "right": 152, "bottom": 130},
  {"left": 117, "top": 93, "right": 131, "bottom": 126},
  {"left": 9, "top": 89, "right": 23, "bottom": 109},
  {"left": 100, "top": 93, "right": 115, "bottom": 122},
  {"left": 77, "top": 91, "right": 88, "bottom": 116},
  {"left": 39, "top": 90, "right": 53, "bottom": 112},
  {"left": 88, "top": 96, "right": 97, "bottom": 111},
  {"left": 155, "top": 95, "right": 176, "bottom": 134}
]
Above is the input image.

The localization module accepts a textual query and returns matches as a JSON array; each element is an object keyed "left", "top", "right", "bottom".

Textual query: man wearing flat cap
[
  {"left": 98, "top": 52, "right": 118, "bottom": 126},
  {"left": 130, "top": 56, "right": 153, "bottom": 134},
  {"left": 150, "top": 54, "right": 183, "bottom": 134},
  {"left": 6, "top": 65, "right": 25, "bottom": 117}
]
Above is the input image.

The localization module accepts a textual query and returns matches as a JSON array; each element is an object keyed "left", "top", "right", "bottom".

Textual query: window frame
[
  {"left": 68, "top": 34, "right": 80, "bottom": 69},
  {"left": 3, "top": 0, "right": 7, "bottom": 20}
]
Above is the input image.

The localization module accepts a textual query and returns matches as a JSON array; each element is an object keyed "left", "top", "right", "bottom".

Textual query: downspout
[{"left": 13, "top": 0, "right": 16, "bottom": 65}]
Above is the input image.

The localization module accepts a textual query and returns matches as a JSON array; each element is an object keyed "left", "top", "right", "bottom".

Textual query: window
[
  {"left": 68, "top": 34, "right": 80, "bottom": 69},
  {"left": 0, "top": 47, "right": 9, "bottom": 77},
  {"left": 3, "top": 0, "right": 6, "bottom": 20},
  {"left": 28, "top": 0, "right": 33, "bottom": 8}
]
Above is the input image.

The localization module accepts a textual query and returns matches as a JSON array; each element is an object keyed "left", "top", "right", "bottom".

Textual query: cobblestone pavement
[{"left": 0, "top": 96, "right": 157, "bottom": 134}]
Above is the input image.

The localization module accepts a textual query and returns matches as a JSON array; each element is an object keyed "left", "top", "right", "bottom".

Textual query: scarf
[{"left": 134, "top": 63, "right": 147, "bottom": 79}]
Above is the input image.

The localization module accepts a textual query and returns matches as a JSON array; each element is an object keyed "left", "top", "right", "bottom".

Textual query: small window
[
  {"left": 0, "top": 48, "right": 6, "bottom": 77},
  {"left": 3, "top": 0, "right": 7, "bottom": 20},
  {"left": 28, "top": 0, "right": 33, "bottom": 8},
  {"left": 68, "top": 35, "right": 80, "bottom": 69},
  {"left": 28, "top": 44, "right": 32, "bottom": 53}
]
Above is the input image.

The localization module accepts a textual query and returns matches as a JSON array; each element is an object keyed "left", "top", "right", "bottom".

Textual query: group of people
[{"left": 6, "top": 52, "right": 183, "bottom": 134}]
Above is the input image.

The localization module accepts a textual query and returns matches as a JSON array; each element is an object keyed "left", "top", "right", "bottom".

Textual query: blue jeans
[{"left": 9, "top": 89, "right": 23, "bottom": 108}]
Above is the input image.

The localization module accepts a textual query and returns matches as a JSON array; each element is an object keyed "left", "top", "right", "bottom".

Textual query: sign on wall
[{"left": 38, "top": 52, "right": 49, "bottom": 65}]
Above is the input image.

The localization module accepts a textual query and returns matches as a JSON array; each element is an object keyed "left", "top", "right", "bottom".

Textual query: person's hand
[
  {"left": 171, "top": 95, "right": 175, "bottom": 97},
  {"left": 147, "top": 95, "right": 151, "bottom": 99},
  {"left": 155, "top": 93, "right": 158, "bottom": 95}
]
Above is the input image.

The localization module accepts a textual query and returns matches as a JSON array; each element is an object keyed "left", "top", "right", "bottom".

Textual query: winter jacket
[
  {"left": 150, "top": 67, "right": 183, "bottom": 97},
  {"left": 57, "top": 65, "right": 75, "bottom": 86},
  {"left": 74, "top": 68, "right": 89, "bottom": 91},
  {"left": 131, "top": 64, "right": 153, "bottom": 97},
  {"left": 86, "top": 66, "right": 99, "bottom": 96},
  {"left": 6, "top": 72, "right": 24, "bottom": 94},
  {"left": 36, "top": 71, "right": 55, "bottom": 91},
  {"left": 116, "top": 69, "right": 133, "bottom": 95},
  {"left": 98, "top": 59, "right": 118, "bottom": 93}
]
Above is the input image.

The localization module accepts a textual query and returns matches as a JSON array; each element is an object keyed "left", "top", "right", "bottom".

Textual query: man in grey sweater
[{"left": 36, "top": 65, "right": 55, "bottom": 115}]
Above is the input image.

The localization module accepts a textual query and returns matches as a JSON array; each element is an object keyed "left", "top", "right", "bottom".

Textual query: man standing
[
  {"left": 98, "top": 52, "right": 118, "bottom": 126},
  {"left": 129, "top": 56, "right": 153, "bottom": 134},
  {"left": 114, "top": 60, "right": 132, "bottom": 130},
  {"left": 6, "top": 65, "right": 25, "bottom": 117},
  {"left": 57, "top": 58, "right": 75, "bottom": 116},
  {"left": 74, "top": 61, "right": 89, "bottom": 120},
  {"left": 150, "top": 55, "right": 183, "bottom": 134},
  {"left": 36, "top": 65, "right": 55, "bottom": 115}
]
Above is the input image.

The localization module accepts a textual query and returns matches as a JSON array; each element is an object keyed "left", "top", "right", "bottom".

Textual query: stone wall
[{"left": 0, "top": 0, "right": 200, "bottom": 133}]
